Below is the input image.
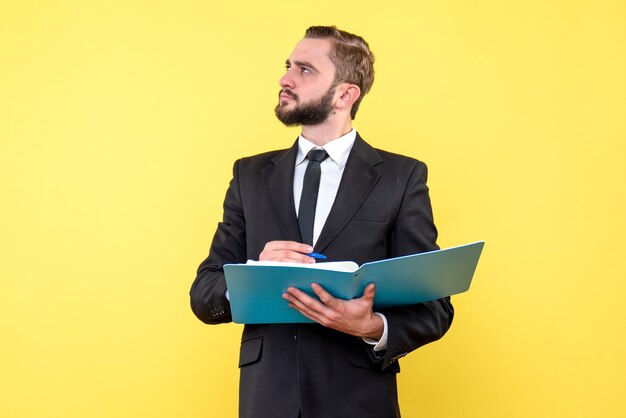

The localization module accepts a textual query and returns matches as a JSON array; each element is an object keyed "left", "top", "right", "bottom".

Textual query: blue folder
[{"left": 224, "top": 241, "right": 485, "bottom": 324}]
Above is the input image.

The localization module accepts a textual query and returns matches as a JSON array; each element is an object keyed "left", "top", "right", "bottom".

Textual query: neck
[{"left": 300, "top": 117, "right": 353, "bottom": 146}]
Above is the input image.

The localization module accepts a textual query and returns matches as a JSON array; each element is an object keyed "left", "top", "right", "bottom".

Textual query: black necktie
[{"left": 298, "top": 149, "right": 329, "bottom": 246}]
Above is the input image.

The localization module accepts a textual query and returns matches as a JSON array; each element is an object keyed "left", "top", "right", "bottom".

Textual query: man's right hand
[{"left": 259, "top": 241, "right": 316, "bottom": 263}]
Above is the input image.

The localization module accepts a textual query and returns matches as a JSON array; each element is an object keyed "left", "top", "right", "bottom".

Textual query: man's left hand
[{"left": 282, "top": 283, "right": 383, "bottom": 339}]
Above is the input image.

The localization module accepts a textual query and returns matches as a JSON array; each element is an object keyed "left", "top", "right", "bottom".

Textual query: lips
[{"left": 279, "top": 89, "right": 297, "bottom": 101}]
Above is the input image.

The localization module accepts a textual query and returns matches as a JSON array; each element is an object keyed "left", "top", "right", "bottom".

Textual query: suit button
[{"left": 294, "top": 335, "right": 297, "bottom": 341}]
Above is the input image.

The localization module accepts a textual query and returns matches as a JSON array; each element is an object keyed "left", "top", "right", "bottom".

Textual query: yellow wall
[{"left": 1, "top": 1, "right": 624, "bottom": 417}]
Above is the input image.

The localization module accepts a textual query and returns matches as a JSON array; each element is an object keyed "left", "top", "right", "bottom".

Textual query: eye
[
  {"left": 301, "top": 67, "right": 311, "bottom": 74},
  {"left": 285, "top": 64, "right": 291, "bottom": 72}
]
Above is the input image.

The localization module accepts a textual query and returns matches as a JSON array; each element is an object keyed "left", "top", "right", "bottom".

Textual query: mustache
[{"left": 279, "top": 89, "right": 298, "bottom": 100}]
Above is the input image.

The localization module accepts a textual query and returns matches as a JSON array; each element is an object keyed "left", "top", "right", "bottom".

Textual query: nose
[{"left": 279, "top": 70, "right": 295, "bottom": 89}]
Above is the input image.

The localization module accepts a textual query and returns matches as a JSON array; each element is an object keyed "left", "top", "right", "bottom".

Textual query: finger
[
  {"left": 283, "top": 292, "right": 313, "bottom": 314},
  {"left": 286, "top": 301, "right": 324, "bottom": 324},
  {"left": 284, "top": 287, "right": 332, "bottom": 316},
  {"left": 263, "top": 240, "right": 313, "bottom": 253},
  {"left": 284, "top": 294, "right": 332, "bottom": 327},
  {"left": 310, "top": 283, "right": 338, "bottom": 308},
  {"left": 260, "top": 241, "right": 315, "bottom": 263},
  {"left": 362, "top": 283, "right": 376, "bottom": 302},
  {"left": 282, "top": 291, "right": 322, "bottom": 320},
  {"left": 259, "top": 249, "right": 315, "bottom": 263},
  {"left": 284, "top": 286, "right": 320, "bottom": 307}
]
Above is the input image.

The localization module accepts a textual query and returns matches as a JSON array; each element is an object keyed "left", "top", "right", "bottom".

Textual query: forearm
[
  {"left": 380, "top": 297, "right": 454, "bottom": 369},
  {"left": 190, "top": 159, "right": 246, "bottom": 325},
  {"left": 377, "top": 160, "right": 454, "bottom": 367},
  {"left": 190, "top": 262, "right": 232, "bottom": 324}
]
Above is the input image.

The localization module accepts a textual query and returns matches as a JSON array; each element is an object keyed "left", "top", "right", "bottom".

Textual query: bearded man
[{"left": 190, "top": 25, "right": 454, "bottom": 418}]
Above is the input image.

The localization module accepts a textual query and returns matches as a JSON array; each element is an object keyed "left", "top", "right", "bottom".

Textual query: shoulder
[
  {"left": 376, "top": 147, "right": 425, "bottom": 165},
  {"left": 239, "top": 148, "right": 288, "bottom": 164},
  {"left": 379, "top": 150, "right": 430, "bottom": 187},
  {"left": 356, "top": 135, "right": 428, "bottom": 177},
  {"left": 232, "top": 146, "right": 294, "bottom": 171}
]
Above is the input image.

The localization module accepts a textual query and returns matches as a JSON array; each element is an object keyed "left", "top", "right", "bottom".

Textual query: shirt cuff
[{"left": 362, "top": 312, "right": 388, "bottom": 351}]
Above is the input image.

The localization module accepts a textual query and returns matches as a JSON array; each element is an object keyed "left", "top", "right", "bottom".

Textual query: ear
[{"left": 334, "top": 84, "right": 361, "bottom": 112}]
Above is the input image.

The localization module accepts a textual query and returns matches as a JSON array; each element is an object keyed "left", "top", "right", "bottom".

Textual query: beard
[{"left": 274, "top": 85, "right": 336, "bottom": 127}]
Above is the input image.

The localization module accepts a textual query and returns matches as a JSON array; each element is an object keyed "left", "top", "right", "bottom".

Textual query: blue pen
[{"left": 306, "top": 252, "right": 327, "bottom": 260}]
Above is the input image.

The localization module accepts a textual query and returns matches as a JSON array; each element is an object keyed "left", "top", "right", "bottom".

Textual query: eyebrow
[{"left": 285, "top": 59, "right": 319, "bottom": 73}]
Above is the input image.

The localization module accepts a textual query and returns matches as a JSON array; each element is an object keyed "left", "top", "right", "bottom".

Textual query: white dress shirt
[
  {"left": 294, "top": 129, "right": 388, "bottom": 351},
  {"left": 293, "top": 130, "right": 355, "bottom": 247}
]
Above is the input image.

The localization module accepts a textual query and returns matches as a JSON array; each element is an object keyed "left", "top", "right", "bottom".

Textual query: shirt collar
[{"left": 295, "top": 129, "right": 357, "bottom": 169}]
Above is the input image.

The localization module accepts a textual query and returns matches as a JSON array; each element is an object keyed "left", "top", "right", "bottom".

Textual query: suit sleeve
[
  {"left": 189, "top": 160, "right": 246, "bottom": 324},
  {"left": 378, "top": 161, "right": 454, "bottom": 370}
]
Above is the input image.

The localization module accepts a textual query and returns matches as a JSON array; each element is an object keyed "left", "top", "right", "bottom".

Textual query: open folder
[{"left": 224, "top": 241, "right": 485, "bottom": 324}]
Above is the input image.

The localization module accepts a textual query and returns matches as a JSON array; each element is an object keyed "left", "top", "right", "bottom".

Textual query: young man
[{"left": 190, "top": 26, "right": 454, "bottom": 418}]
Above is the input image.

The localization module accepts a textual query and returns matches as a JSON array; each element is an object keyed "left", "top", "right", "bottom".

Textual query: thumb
[{"left": 363, "top": 283, "right": 376, "bottom": 302}]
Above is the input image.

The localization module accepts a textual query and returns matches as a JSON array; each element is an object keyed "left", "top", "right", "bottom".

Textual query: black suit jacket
[{"left": 190, "top": 134, "right": 454, "bottom": 418}]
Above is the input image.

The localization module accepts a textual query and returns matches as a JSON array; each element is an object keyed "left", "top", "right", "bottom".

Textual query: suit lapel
[
  {"left": 261, "top": 140, "right": 302, "bottom": 242},
  {"left": 315, "top": 135, "right": 383, "bottom": 253}
]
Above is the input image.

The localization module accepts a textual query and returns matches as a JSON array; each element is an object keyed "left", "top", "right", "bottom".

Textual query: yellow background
[{"left": 1, "top": 0, "right": 625, "bottom": 417}]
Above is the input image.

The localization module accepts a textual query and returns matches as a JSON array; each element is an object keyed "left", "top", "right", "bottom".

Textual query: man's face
[{"left": 275, "top": 38, "right": 338, "bottom": 126}]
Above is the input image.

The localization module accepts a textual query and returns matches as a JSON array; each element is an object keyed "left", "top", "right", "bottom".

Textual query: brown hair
[{"left": 304, "top": 26, "right": 375, "bottom": 119}]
